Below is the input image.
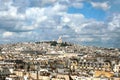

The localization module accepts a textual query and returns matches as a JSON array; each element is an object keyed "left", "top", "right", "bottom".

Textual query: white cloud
[
  {"left": 77, "top": 37, "right": 94, "bottom": 42},
  {"left": 108, "top": 14, "right": 120, "bottom": 31},
  {"left": 3, "top": 32, "right": 13, "bottom": 38},
  {"left": 101, "top": 37, "right": 111, "bottom": 41},
  {"left": 0, "top": 0, "right": 119, "bottom": 47},
  {"left": 41, "top": 0, "right": 57, "bottom": 5},
  {"left": 91, "top": 1, "right": 110, "bottom": 10},
  {"left": 72, "top": 2, "right": 83, "bottom": 8},
  {"left": 62, "top": 17, "right": 71, "bottom": 23}
]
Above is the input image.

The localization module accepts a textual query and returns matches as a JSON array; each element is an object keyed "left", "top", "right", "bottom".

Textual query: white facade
[
  {"left": 113, "top": 64, "right": 120, "bottom": 72},
  {"left": 57, "top": 36, "right": 62, "bottom": 43}
]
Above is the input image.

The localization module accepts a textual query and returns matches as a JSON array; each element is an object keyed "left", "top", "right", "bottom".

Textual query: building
[
  {"left": 57, "top": 36, "right": 63, "bottom": 44},
  {"left": 113, "top": 64, "right": 120, "bottom": 73},
  {"left": 94, "top": 70, "right": 113, "bottom": 78}
]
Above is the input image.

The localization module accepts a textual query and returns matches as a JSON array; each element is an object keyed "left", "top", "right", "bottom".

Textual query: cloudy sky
[{"left": 0, "top": 0, "right": 120, "bottom": 48}]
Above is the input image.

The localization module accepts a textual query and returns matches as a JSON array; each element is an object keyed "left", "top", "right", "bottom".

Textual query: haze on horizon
[{"left": 0, "top": 0, "right": 120, "bottom": 48}]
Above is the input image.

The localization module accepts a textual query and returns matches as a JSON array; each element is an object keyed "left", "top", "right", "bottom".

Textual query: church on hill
[{"left": 57, "top": 36, "right": 63, "bottom": 44}]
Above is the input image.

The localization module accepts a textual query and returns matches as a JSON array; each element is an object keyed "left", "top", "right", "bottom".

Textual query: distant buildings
[{"left": 0, "top": 39, "right": 120, "bottom": 79}]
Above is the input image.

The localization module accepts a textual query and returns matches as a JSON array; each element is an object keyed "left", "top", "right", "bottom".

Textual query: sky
[{"left": 0, "top": 0, "right": 120, "bottom": 48}]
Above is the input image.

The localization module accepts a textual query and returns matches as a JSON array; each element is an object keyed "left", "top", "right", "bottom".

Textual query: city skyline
[{"left": 0, "top": 0, "right": 120, "bottom": 48}]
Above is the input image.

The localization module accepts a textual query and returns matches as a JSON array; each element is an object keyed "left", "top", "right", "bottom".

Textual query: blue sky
[
  {"left": 0, "top": 0, "right": 120, "bottom": 48},
  {"left": 67, "top": 2, "right": 106, "bottom": 21}
]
